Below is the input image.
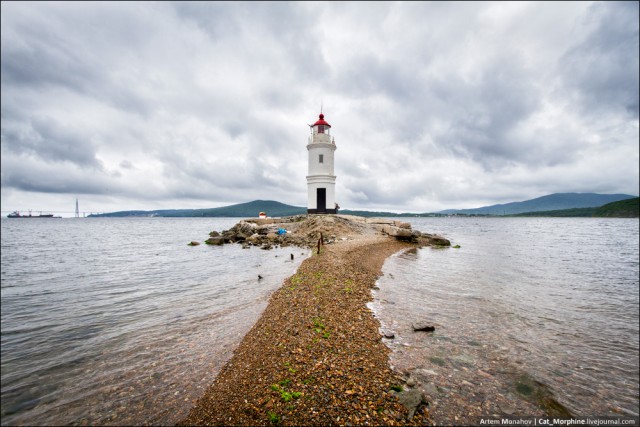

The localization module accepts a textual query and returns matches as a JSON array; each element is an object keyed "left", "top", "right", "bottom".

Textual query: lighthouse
[{"left": 306, "top": 112, "right": 337, "bottom": 214}]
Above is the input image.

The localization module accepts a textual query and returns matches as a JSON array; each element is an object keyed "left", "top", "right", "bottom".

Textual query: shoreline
[{"left": 179, "top": 223, "right": 434, "bottom": 425}]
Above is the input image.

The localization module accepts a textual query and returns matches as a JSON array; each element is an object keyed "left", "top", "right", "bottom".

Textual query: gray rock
[
  {"left": 394, "top": 388, "right": 425, "bottom": 420},
  {"left": 498, "top": 401, "right": 516, "bottom": 415},
  {"left": 412, "top": 322, "right": 436, "bottom": 332},
  {"left": 417, "top": 234, "right": 451, "bottom": 247},
  {"left": 422, "top": 383, "right": 439, "bottom": 397},
  {"left": 383, "top": 331, "right": 395, "bottom": 339},
  {"left": 246, "top": 233, "right": 261, "bottom": 243},
  {"left": 394, "top": 228, "right": 413, "bottom": 241},
  {"left": 221, "top": 231, "right": 236, "bottom": 243},
  {"left": 231, "top": 221, "right": 256, "bottom": 236},
  {"left": 429, "top": 235, "right": 451, "bottom": 246},
  {"left": 205, "top": 236, "right": 224, "bottom": 245},
  {"left": 256, "top": 225, "right": 271, "bottom": 235}
]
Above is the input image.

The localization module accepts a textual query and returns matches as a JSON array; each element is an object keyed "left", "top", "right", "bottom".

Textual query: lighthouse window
[
  {"left": 319, "top": 154, "right": 324, "bottom": 163},
  {"left": 318, "top": 125, "right": 325, "bottom": 134}
]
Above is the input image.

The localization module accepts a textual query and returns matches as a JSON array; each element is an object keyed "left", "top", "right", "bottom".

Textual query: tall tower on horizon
[
  {"left": 75, "top": 198, "right": 79, "bottom": 218},
  {"left": 306, "top": 112, "right": 337, "bottom": 214}
]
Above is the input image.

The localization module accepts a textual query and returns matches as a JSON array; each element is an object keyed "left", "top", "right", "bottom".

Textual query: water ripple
[
  {"left": 1, "top": 217, "right": 308, "bottom": 426},
  {"left": 373, "top": 217, "right": 639, "bottom": 420}
]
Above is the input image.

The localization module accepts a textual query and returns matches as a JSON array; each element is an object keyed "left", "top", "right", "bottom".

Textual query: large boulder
[
  {"left": 205, "top": 236, "right": 224, "bottom": 245},
  {"left": 394, "top": 228, "right": 413, "bottom": 241},
  {"left": 379, "top": 225, "right": 413, "bottom": 241},
  {"left": 426, "top": 235, "right": 451, "bottom": 246},
  {"left": 232, "top": 221, "right": 256, "bottom": 236},
  {"left": 222, "top": 231, "right": 236, "bottom": 243}
]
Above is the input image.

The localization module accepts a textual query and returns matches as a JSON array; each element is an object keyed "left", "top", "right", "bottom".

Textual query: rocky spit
[
  {"left": 179, "top": 215, "right": 450, "bottom": 426},
  {"left": 202, "top": 214, "right": 451, "bottom": 250}
]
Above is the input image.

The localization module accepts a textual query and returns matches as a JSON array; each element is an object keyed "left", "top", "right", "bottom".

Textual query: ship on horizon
[{"left": 7, "top": 210, "right": 61, "bottom": 218}]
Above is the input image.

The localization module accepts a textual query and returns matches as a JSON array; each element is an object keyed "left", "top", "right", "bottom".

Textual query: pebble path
[{"left": 178, "top": 234, "right": 432, "bottom": 426}]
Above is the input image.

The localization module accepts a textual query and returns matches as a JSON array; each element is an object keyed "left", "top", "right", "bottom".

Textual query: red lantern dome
[{"left": 313, "top": 113, "right": 331, "bottom": 128}]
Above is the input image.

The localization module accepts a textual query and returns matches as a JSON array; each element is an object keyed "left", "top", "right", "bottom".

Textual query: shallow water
[
  {"left": 1, "top": 217, "right": 308, "bottom": 426},
  {"left": 370, "top": 217, "right": 639, "bottom": 423}
]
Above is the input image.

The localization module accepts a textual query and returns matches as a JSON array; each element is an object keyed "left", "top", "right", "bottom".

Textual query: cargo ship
[{"left": 7, "top": 210, "right": 61, "bottom": 218}]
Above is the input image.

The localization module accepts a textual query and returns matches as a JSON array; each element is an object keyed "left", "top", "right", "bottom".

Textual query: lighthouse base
[{"left": 307, "top": 209, "right": 337, "bottom": 215}]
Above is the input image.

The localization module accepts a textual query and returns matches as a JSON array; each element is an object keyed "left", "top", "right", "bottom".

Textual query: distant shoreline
[{"left": 85, "top": 193, "right": 638, "bottom": 218}]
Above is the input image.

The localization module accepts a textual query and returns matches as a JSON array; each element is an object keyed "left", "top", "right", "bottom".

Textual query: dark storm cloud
[
  {"left": 2, "top": 116, "right": 103, "bottom": 169},
  {"left": 560, "top": 1, "right": 639, "bottom": 118},
  {"left": 1, "top": 19, "right": 95, "bottom": 90},
  {"left": 1, "top": 154, "right": 113, "bottom": 195},
  {"left": 1, "top": 3, "right": 154, "bottom": 116},
  {"left": 433, "top": 60, "right": 542, "bottom": 169},
  {"left": 1, "top": 2, "right": 637, "bottom": 214}
]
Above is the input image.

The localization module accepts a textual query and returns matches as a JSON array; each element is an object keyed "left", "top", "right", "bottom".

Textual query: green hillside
[
  {"left": 163, "top": 200, "right": 305, "bottom": 217},
  {"left": 593, "top": 197, "right": 639, "bottom": 218},
  {"left": 439, "top": 193, "right": 636, "bottom": 215},
  {"left": 512, "top": 207, "right": 596, "bottom": 217},
  {"left": 92, "top": 200, "right": 306, "bottom": 218},
  {"left": 512, "top": 197, "right": 639, "bottom": 218},
  {"left": 90, "top": 194, "right": 639, "bottom": 218}
]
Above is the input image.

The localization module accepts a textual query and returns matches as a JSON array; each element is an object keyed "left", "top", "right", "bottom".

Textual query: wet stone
[
  {"left": 499, "top": 401, "right": 516, "bottom": 415},
  {"left": 411, "top": 322, "right": 436, "bottom": 332}
]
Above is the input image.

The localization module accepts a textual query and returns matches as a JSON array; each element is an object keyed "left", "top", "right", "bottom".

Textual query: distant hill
[
  {"left": 512, "top": 207, "right": 596, "bottom": 217},
  {"left": 439, "top": 193, "right": 637, "bottom": 216},
  {"left": 340, "top": 209, "right": 414, "bottom": 217},
  {"left": 91, "top": 193, "right": 639, "bottom": 218},
  {"left": 593, "top": 197, "right": 639, "bottom": 218},
  {"left": 510, "top": 197, "right": 640, "bottom": 217},
  {"left": 94, "top": 202, "right": 434, "bottom": 218},
  {"left": 91, "top": 200, "right": 306, "bottom": 218}
]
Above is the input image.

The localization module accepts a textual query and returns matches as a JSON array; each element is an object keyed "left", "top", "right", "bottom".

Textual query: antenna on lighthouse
[{"left": 75, "top": 198, "right": 79, "bottom": 218}]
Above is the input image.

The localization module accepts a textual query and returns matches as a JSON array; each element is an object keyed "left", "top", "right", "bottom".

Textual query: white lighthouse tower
[{"left": 307, "top": 112, "right": 337, "bottom": 214}]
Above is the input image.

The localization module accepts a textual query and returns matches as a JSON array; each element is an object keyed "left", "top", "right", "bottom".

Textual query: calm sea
[
  {"left": 1, "top": 217, "right": 309, "bottom": 426},
  {"left": 370, "top": 217, "right": 639, "bottom": 423},
  {"left": 1, "top": 217, "right": 638, "bottom": 426}
]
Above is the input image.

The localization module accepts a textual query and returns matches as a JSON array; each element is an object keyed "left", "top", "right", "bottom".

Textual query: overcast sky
[{"left": 1, "top": 1, "right": 638, "bottom": 216}]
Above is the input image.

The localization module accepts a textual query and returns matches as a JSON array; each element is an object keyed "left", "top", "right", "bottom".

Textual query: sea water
[
  {"left": 1, "top": 217, "right": 309, "bottom": 426},
  {"left": 371, "top": 217, "right": 639, "bottom": 423},
  {"left": 2, "top": 217, "right": 638, "bottom": 425}
]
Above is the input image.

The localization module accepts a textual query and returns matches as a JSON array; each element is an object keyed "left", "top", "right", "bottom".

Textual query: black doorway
[{"left": 316, "top": 188, "right": 326, "bottom": 213}]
